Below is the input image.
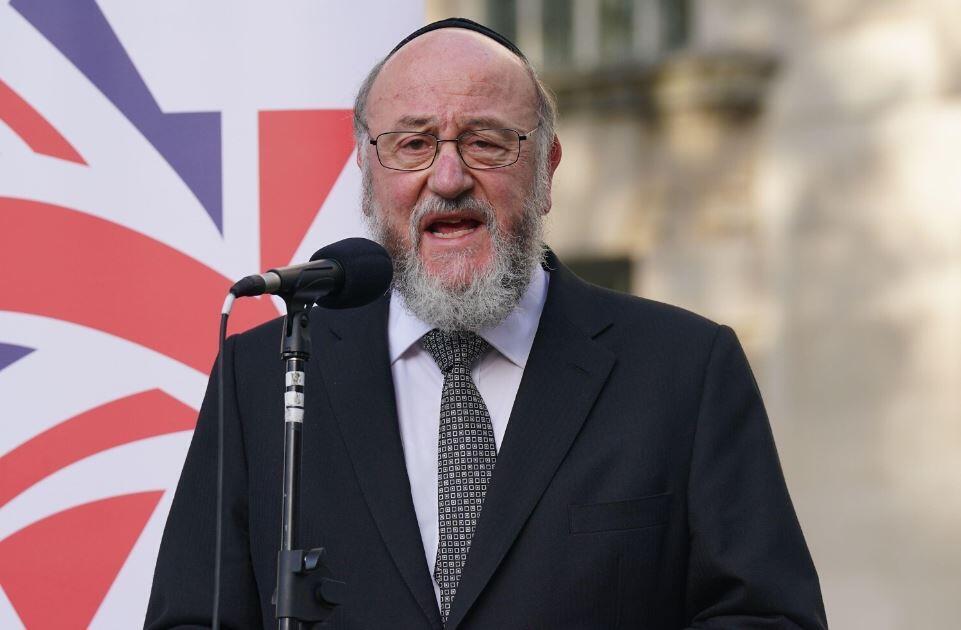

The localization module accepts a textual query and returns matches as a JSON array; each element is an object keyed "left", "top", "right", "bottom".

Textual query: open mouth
[{"left": 423, "top": 215, "right": 484, "bottom": 240}]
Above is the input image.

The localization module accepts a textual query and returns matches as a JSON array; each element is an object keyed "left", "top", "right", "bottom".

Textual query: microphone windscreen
[{"left": 309, "top": 238, "right": 393, "bottom": 309}]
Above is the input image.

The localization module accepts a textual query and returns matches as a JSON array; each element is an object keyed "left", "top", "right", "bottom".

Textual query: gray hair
[{"left": 351, "top": 48, "right": 557, "bottom": 163}]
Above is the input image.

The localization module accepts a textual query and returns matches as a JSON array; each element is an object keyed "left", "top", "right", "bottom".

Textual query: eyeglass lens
[{"left": 376, "top": 129, "right": 521, "bottom": 171}]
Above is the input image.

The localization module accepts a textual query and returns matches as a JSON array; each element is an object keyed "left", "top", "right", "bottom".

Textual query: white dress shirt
[{"left": 387, "top": 266, "right": 549, "bottom": 604}]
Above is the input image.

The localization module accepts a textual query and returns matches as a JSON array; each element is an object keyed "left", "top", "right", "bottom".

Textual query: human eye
[
  {"left": 395, "top": 133, "right": 434, "bottom": 154},
  {"left": 461, "top": 130, "right": 511, "bottom": 154}
]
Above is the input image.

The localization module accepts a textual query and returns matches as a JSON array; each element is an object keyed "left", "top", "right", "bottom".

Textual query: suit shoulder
[
  {"left": 230, "top": 313, "right": 285, "bottom": 343},
  {"left": 227, "top": 313, "right": 284, "bottom": 354},
  {"left": 572, "top": 282, "right": 732, "bottom": 387},
  {"left": 225, "top": 297, "right": 385, "bottom": 361},
  {"left": 579, "top": 280, "right": 721, "bottom": 340}
]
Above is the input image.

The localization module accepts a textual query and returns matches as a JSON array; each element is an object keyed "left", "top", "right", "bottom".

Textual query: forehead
[{"left": 366, "top": 29, "right": 537, "bottom": 131}]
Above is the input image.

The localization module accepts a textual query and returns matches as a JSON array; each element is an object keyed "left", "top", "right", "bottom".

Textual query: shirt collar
[{"left": 388, "top": 265, "right": 550, "bottom": 368}]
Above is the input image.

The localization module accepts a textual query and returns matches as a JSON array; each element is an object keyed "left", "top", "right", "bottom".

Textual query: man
[{"left": 146, "top": 18, "right": 827, "bottom": 629}]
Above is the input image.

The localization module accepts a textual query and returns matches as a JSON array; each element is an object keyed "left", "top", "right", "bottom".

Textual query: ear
[
  {"left": 549, "top": 135, "right": 562, "bottom": 174},
  {"left": 355, "top": 143, "right": 363, "bottom": 168},
  {"left": 542, "top": 135, "right": 563, "bottom": 215}
]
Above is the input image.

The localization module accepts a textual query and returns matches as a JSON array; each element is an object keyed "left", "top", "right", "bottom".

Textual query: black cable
[{"left": 212, "top": 310, "right": 228, "bottom": 630}]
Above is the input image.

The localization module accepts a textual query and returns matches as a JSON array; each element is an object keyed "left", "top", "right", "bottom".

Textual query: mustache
[{"left": 408, "top": 195, "right": 497, "bottom": 242}]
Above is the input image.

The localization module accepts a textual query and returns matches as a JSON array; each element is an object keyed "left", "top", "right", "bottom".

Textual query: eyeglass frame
[{"left": 368, "top": 126, "right": 539, "bottom": 172}]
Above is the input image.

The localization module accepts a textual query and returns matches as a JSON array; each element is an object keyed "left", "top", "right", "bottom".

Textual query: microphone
[{"left": 229, "top": 237, "right": 393, "bottom": 309}]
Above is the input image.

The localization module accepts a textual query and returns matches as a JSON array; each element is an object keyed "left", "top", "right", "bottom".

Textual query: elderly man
[{"left": 146, "top": 18, "right": 826, "bottom": 630}]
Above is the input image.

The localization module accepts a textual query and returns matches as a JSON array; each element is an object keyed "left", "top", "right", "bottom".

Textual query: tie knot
[{"left": 421, "top": 329, "right": 490, "bottom": 373}]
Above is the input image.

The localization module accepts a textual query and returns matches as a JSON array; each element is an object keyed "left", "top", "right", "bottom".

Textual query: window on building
[
  {"left": 487, "top": 0, "right": 518, "bottom": 46},
  {"left": 600, "top": 0, "right": 634, "bottom": 63},
  {"left": 485, "top": 0, "right": 690, "bottom": 69},
  {"left": 542, "top": 0, "right": 574, "bottom": 67},
  {"left": 660, "top": 0, "right": 689, "bottom": 51}
]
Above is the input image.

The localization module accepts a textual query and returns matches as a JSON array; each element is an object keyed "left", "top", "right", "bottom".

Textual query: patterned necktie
[{"left": 421, "top": 329, "right": 496, "bottom": 623}]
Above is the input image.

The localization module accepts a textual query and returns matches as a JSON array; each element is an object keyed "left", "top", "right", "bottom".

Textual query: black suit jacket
[{"left": 146, "top": 254, "right": 826, "bottom": 629}]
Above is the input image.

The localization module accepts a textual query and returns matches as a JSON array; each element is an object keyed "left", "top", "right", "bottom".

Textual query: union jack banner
[{"left": 0, "top": 2, "right": 421, "bottom": 626}]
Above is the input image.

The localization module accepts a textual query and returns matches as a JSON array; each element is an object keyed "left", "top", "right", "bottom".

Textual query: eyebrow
[
  {"left": 391, "top": 115, "right": 513, "bottom": 130},
  {"left": 395, "top": 115, "right": 436, "bottom": 128},
  {"left": 463, "top": 116, "right": 508, "bottom": 129}
]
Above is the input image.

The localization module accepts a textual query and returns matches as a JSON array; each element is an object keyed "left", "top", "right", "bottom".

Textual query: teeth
[{"left": 431, "top": 226, "right": 476, "bottom": 239}]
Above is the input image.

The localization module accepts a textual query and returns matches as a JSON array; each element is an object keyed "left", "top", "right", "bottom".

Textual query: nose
[{"left": 427, "top": 140, "right": 474, "bottom": 199}]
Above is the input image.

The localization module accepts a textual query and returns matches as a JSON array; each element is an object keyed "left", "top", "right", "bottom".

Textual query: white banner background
[{"left": 0, "top": 2, "right": 423, "bottom": 627}]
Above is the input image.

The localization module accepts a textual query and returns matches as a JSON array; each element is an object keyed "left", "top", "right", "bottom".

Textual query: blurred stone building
[{"left": 428, "top": 1, "right": 961, "bottom": 627}]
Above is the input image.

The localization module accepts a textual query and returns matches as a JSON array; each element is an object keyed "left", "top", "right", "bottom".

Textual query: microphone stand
[{"left": 273, "top": 266, "right": 345, "bottom": 629}]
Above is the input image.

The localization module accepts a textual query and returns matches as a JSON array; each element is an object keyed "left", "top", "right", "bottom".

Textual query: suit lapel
[
  {"left": 314, "top": 299, "right": 443, "bottom": 630},
  {"left": 446, "top": 260, "right": 616, "bottom": 629}
]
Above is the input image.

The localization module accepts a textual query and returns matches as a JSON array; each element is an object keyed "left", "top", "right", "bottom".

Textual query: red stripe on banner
[
  {"left": 0, "top": 198, "right": 278, "bottom": 372},
  {"left": 0, "top": 491, "right": 163, "bottom": 628},
  {"left": 0, "top": 78, "right": 86, "bottom": 164},
  {"left": 259, "top": 109, "right": 355, "bottom": 271},
  {"left": 0, "top": 390, "right": 195, "bottom": 507}
]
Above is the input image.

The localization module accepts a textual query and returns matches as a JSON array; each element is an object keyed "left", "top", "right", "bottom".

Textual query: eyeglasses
[{"left": 369, "top": 127, "right": 537, "bottom": 171}]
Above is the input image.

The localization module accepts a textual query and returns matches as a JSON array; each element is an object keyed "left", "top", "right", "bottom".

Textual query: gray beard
[{"left": 362, "top": 170, "right": 546, "bottom": 332}]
